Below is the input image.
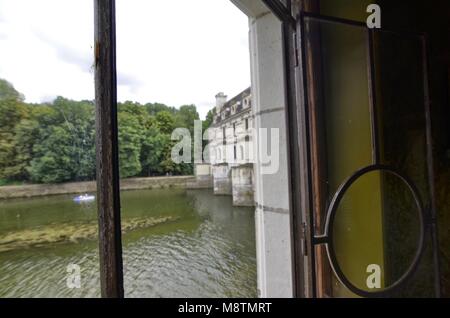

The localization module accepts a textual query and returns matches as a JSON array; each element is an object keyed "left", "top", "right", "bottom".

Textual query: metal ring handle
[{"left": 318, "top": 164, "right": 426, "bottom": 298}]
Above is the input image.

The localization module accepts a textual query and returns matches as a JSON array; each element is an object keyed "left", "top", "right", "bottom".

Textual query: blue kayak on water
[{"left": 73, "top": 194, "right": 96, "bottom": 203}]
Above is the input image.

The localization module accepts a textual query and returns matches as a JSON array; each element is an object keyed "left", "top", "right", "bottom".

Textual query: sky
[{"left": 0, "top": 0, "right": 251, "bottom": 119}]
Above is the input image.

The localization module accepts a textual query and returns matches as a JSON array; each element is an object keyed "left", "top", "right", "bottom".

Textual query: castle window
[{"left": 216, "top": 148, "right": 221, "bottom": 161}]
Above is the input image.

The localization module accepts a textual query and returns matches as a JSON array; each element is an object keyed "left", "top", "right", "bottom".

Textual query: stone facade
[
  {"left": 212, "top": 163, "right": 232, "bottom": 195},
  {"left": 231, "top": 164, "right": 254, "bottom": 206},
  {"left": 205, "top": 88, "right": 255, "bottom": 206},
  {"left": 209, "top": 88, "right": 254, "bottom": 166}
]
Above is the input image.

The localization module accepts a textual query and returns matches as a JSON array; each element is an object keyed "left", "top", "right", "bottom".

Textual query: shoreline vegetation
[
  {"left": 0, "top": 175, "right": 198, "bottom": 200},
  {"left": 0, "top": 79, "right": 214, "bottom": 187},
  {"left": 0, "top": 216, "right": 179, "bottom": 253}
]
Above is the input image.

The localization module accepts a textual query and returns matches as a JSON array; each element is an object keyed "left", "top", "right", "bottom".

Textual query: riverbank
[{"left": 0, "top": 176, "right": 197, "bottom": 199}]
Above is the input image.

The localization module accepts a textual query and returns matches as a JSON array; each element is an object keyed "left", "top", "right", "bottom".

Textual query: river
[{"left": 0, "top": 188, "right": 256, "bottom": 298}]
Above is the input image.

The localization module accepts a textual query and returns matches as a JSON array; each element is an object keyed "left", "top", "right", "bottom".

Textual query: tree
[
  {"left": 0, "top": 79, "right": 24, "bottom": 102},
  {"left": 145, "top": 102, "right": 176, "bottom": 116},
  {"left": 28, "top": 125, "right": 77, "bottom": 183},
  {"left": 203, "top": 109, "right": 214, "bottom": 131},
  {"left": 118, "top": 112, "right": 143, "bottom": 178},
  {"left": 0, "top": 129, "right": 16, "bottom": 180},
  {"left": 0, "top": 77, "right": 203, "bottom": 184},
  {"left": 0, "top": 80, "right": 29, "bottom": 181},
  {"left": 140, "top": 125, "right": 169, "bottom": 176},
  {"left": 26, "top": 98, "right": 96, "bottom": 183},
  {"left": 201, "top": 109, "right": 215, "bottom": 163},
  {"left": 175, "top": 104, "right": 199, "bottom": 135},
  {"left": 155, "top": 111, "right": 175, "bottom": 134},
  {"left": 5, "top": 118, "right": 39, "bottom": 180}
]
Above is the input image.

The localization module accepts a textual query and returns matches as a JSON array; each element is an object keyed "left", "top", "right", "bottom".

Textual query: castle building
[
  {"left": 205, "top": 88, "right": 255, "bottom": 206},
  {"left": 209, "top": 88, "right": 253, "bottom": 165}
]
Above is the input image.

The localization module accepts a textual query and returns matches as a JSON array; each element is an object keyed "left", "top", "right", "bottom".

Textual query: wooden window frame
[
  {"left": 94, "top": 0, "right": 124, "bottom": 298},
  {"left": 93, "top": 0, "right": 309, "bottom": 298},
  {"left": 296, "top": 3, "right": 443, "bottom": 299}
]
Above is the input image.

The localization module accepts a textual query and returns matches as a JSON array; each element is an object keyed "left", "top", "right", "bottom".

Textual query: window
[
  {"left": 300, "top": 6, "right": 448, "bottom": 298},
  {"left": 0, "top": 1, "right": 99, "bottom": 298}
]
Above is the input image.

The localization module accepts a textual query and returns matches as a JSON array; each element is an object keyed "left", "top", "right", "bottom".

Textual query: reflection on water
[{"left": 0, "top": 189, "right": 256, "bottom": 298}]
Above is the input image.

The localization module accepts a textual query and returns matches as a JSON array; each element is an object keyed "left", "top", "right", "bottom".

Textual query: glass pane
[
  {"left": 304, "top": 17, "right": 376, "bottom": 297},
  {"left": 320, "top": 0, "right": 374, "bottom": 22},
  {"left": 374, "top": 30, "right": 436, "bottom": 297},
  {"left": 332, "top": 170, "right": 421, "bottom": 293},
  {"left": 304, "top": 16, "right": 438, "bottom": 297},
  {"left": 304, "top": 18, "right": 374, "bottom": 236},
  {"left": 120, "top": 189, "right": 256, "bottom": 297},
  {"left": 0, "top": 1, "right": 98, "bottom": 297},
  {"left": 435, "top": 66, "right": 450, "bottom": 297},
  {"left": 115, "top": 0, "right": 256, "bottom": 297}
]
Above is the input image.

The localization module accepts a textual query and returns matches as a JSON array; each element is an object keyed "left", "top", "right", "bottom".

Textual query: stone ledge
[{"left": 0, "top": 176, "right": 195, "bottom": 200}]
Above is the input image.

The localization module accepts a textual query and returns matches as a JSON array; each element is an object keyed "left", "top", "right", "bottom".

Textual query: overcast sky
[{"left": 0, "top": 0, "right": 250, "bottom": 119}]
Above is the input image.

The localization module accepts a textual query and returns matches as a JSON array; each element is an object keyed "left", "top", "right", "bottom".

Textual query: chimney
[{"left": 215, "top": 92, "right": 227, "bottom": 111}]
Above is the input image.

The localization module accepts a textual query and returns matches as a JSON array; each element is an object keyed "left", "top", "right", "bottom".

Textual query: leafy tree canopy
[
  {"left": 0, "top": 79, "right": 25, "bottom": 102},
  {"left": 0, "top": 78, "right": 211, "bottom": 184}
]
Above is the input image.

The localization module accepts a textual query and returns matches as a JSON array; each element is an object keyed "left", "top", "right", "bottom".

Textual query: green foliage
[
  {"left": 175, "top": 104, "right": 199, "bottom": 135},
  {"left": 29, "top": 125, "right": 76, "bottom": 183},
  {"left": 145, "top": 102, "right": 176, "bottom": 116},
  {"left": 203, "top": 109, "right": 214, "bottom": 130},
  {"left": 0, "top": 130, "right": 16, "bottom": 180},
  {"left": 0, "top": 82, "right": 29, "bottom": 180},
  {"left": 155, "top": 111, "right": 175, "bottom": 134},
  {"left": 5, "top": 119, "right": 39, "bottom": 180},
  {"left": 0, "top": 79, "right": 24, "bottom": 102},
  {"left": 140, "top": 125, "right": 168, "bottom": 176},
  {"left": 0, "top": 78, "right": 210, "bottom": 184},
  {"left": 26, "top": 97, "right": 96, "bottom": 183},
  {"left": 0, "top": 179, "right": 24, "bottom": 186},
  {"left": 118, "top": 111, "right": 143, "bottom": 178}
]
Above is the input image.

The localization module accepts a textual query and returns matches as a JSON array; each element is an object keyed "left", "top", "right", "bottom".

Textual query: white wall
[{"left": 231, "top": 0, "right": 294, "bottom": 298}]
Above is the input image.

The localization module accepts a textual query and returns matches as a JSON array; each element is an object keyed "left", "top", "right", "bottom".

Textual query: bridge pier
[
  {"left": 231, "top": 164, "right": 254, "bottom": 206},
  {"left": 212, "top": 163, "right": 232, "bottom": 195}
]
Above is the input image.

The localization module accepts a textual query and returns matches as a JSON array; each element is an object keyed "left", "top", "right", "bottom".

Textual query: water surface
[{"left": 0, "top": 189, "right": 256, "bottom": 298}]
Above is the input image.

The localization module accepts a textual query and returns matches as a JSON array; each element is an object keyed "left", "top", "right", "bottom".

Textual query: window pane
[
  {"left": 0, "top": 1, "right": 98, "bottom": 297},
  {"left": 304, "top": 16, "right": 438, "bottom": 297},
  {"left": 114, "top": 0, "right": 256, "bottom": 297},
  {"left": 375, "top": 31, "right": 436, "bottom": 297}
]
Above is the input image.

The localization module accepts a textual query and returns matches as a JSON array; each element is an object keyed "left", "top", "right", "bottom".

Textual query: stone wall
[
  {"left": 186, "top": 164, "right": 213, "bottom": 189},
  {"left": 212, "top": 164, "right": 232, "bottom": 195},
  {"left": 231, "top": 164, "right": 254, "bottom": 206},
  {"left": 0, "top": 176, "right": 195, "bottom": 199},
  {"left": 231, "top": 0, "right": 295, "bottom": 297}
]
